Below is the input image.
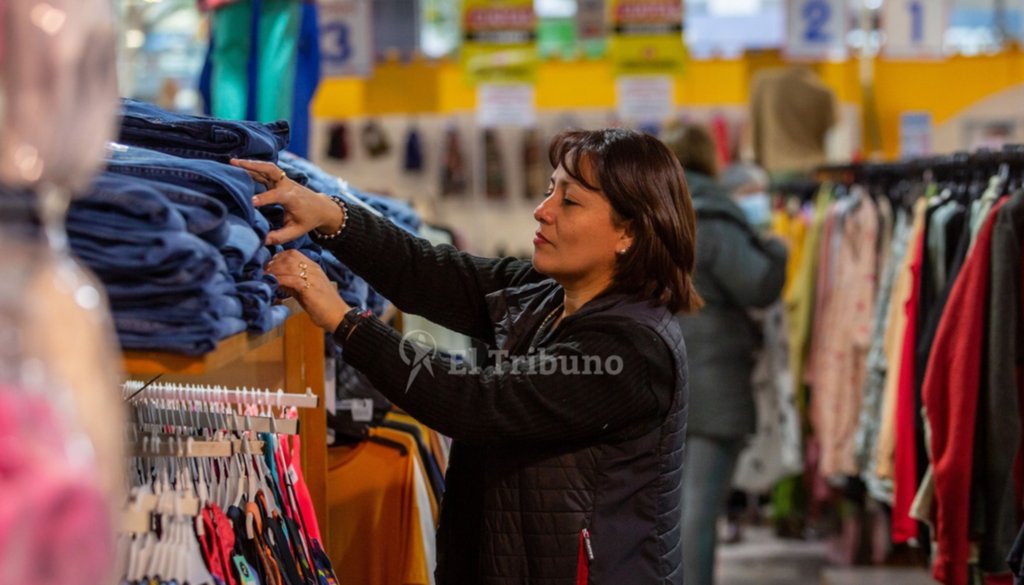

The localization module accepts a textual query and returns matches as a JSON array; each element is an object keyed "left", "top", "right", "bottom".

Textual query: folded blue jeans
[
  {"left": 128, "top": 176, "right": 231, "bottom": 247},
  {"left": 68, "top": 228, "right": 224, "bottom": 282},
  {"left": 118, "top": 97, "right": 290, "bottom": 163},
  {"left": 70, "top": 175, "right": 188, "bottom": 233},
  {"left": 106, "top": 143, "right": 270, "bottom": 241},
  {"left": 114, "top": 313, "right": 248, "bottom": 355}
]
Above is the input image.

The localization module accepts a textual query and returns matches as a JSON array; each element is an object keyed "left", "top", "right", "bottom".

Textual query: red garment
[
  {"left": 201, "top": 503, "right": 239, "bottom": 585},
  {"left": 892, "top": 227, "right": 925, "bottom": 544},
  {"left": 288, "top": 435, "right": 322, "bottom": 543},
  {"left": 923, "top": 198, "right": 1008, "bottom": 585},
  {"left": 710, "top": 115, "right": 732, "bottom": 168}
]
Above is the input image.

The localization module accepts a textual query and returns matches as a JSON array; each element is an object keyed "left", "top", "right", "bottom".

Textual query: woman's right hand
[{"left": 231, "top": 158, "right": 345, "bottom": 246}]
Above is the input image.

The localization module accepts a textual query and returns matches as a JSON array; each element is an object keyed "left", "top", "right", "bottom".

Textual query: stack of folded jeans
[
  {"left": 103, "top": 143, "right": 289, "bottom": 335},
  {"left": 118, "top": 98, "right": 290, "bottom": 164},
  {"left": 82, "top": 99, "right": 425, "bottom": 357},
  {"left": 278, "top": 151, "right": 427, "bottom": 314},
  {"left": 68, "top": 173, "right": 247, "bottom": 355}
]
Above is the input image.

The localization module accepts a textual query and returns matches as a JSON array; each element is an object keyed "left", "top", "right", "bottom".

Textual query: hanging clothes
[
  {"left": 326, "top": 428, "right": 436, "bottom": 585},
  {"left": 483, "top": 129, "right": 506, "bottom": 200},
  {"left": 978, "top": 189, "right": 1024, "bottom": 573},
  {"left": 856, "top": 206, "right": 913, "bottom": 504},
  {"left": 732, "top": 301, "right": 803, "bottom": 493},
  {"left": 810, "top": 190, "right": 880, "bottom": 478},
  {"left": 207, "top": 0, "right": 300, "bottom": 124},
  {"left": 921, "top": 197, "right": 1010, "bottom": 585},
  {"left": 440, "top": 126, "right": 468, "bottom": 198}
]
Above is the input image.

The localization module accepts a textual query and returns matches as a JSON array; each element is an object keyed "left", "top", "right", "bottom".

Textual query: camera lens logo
[{"left": 399, "top": 330, "right": 438, "bottom": 392}]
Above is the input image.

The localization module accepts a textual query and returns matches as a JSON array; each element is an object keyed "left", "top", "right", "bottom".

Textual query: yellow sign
[
  {"left": 608, "top": 0, "right": 686, "bottom": 76},
  {"left": 462, "top": 0, "right": 538, "bottom": 85}
]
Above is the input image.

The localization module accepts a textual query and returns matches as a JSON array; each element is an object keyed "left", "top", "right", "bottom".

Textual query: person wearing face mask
[
  {"left": 664, "top": 124, "right": 788, "bottom": 585},
  {"left": 232, "top": 128, "right": 702, "bottom": 585},
  {"left": 721, "top": 163, "right": 773, "bottom": 232}
]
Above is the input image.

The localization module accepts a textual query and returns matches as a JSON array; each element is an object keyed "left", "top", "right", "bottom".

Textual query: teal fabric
[
  {"left": 257, "top": 0, "right": 300, "bottom": 123},
  {"left": 210, "top": 0, "right": 299, "bottom": 126},
  {"left": 211, "top": 1, "right": 253, "bottom": 120}
]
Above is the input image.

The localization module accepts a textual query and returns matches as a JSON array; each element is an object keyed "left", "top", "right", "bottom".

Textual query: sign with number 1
[
  {"left": 785, "top": 0, "right": 847, "bottom": 60},
  {"left": 882, "top": 0, "right": 948, "bottom": 58}
]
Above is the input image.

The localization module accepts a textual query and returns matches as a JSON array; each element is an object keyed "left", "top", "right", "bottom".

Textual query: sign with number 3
[
  {"left": 319, "top": 0, "right": 373, "bottom": 78},
  {"left": 785, "top": 0, "right": 847, "bottom": 60},
  {"left": 883, "top": 0, "right": 949, "bottom": 58}
]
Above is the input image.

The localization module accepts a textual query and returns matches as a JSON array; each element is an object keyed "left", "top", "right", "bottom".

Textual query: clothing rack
[
  {"left": 120, "top": 303, "right": 330, "bottom": 548},
  {"left": 124, "top": 381, "right": 320, "bottom": 409},
  {"left": 129, "top": 406, "right": 300, "bottom": 435},
  {"left": 128, "top": 436, "right": 266, "bottom": 458},
  {"left": 816, "top": 144, "right": 1024, "bottom": 181}
]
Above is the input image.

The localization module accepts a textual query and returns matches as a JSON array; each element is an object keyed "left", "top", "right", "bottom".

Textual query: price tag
[
  {"left": 785, "top": 0, "right": 847, "bottom": 60},
  {"left": 882, "top": 0, "right": 948, "bottom": 59},
  {"left": 339, "top": 398, "right": 375, "bottom": 422},
  {"left": 319, "top": 0, "right": 373, "bottom": 78}
]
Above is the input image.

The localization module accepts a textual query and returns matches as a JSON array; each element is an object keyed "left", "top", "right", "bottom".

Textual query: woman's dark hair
[
  {"left": 549, "top": 129, "right": 703, "bottom": 314},
  {"left": 662, "top": 124, "right": 719, "bottom": 178}
]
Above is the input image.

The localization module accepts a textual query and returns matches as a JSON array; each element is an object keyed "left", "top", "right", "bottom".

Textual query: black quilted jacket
[{"left": 331, "top": 204, "right": 689, "bottom": 584}]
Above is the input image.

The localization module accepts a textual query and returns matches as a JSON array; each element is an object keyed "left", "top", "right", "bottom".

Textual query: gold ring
[{"left": 279, "top": 171, "right": 287, "bottom": 182}]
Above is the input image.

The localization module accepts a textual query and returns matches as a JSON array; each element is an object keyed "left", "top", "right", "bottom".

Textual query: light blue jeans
[{"left": 682, "top": 435, "right": 745, "bottom": 585}]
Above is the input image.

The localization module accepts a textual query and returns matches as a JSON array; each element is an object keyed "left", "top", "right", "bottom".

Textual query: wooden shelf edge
[{"left": 122, "top": 299, "right": 303, "bottom": 376}]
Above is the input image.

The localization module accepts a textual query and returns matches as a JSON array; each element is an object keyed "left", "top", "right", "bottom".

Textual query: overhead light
[{"left": 125, "top": 29, "right": 146, "bottom": 49}]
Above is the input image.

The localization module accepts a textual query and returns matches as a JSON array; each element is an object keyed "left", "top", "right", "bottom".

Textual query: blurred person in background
[
  {"left": 665, "top": 125, "right": 788, "bottom": 585},
  {"left": 716, "top": 161, "right": 775, "bottom": 545}
]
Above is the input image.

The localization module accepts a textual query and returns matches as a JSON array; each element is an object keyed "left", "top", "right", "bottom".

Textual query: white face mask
[{"left": 734, "top": 192, "right": 772, "bottom": 228}]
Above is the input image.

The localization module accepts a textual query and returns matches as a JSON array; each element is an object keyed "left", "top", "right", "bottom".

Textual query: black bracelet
[
  {"left": 335, "top": 308, "right": 372, "bottom": 344},
  {"left": 311, "top": 196, "right": 348, "bottom": 242}
]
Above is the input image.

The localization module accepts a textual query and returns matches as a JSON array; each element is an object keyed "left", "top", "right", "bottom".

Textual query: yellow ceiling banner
[
  {"left": 461, "top": 0, "right": 538, "bottom": 85},
  {"left": 608, "top": 0, "right": 686, "bottom": 76}
]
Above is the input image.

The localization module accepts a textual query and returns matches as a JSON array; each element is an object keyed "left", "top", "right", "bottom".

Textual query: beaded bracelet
[{"left": 311, "top": 195, "right": 348, "bottom": 241}]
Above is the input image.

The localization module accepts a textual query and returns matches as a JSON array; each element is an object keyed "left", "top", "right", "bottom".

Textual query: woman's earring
[{"left": 617, "top": 248, "right": 628, "bottom": 255}]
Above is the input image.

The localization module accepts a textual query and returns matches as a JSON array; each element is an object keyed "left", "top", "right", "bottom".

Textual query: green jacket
[{"left": 678, "top": 171, "right": 788, "bottom": 438}]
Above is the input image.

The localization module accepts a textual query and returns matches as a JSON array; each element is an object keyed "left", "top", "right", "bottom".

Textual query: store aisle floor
[{"left": 717, "top": 526, "right": 934, "bottom": 585}]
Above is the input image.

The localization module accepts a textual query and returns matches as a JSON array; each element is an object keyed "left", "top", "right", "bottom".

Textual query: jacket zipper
[
  {"left": 582, "top": 529, "right": 595, "bottom": 562},
  {"left": 577, "top": 528, "right": 594, "bottom": 585}
]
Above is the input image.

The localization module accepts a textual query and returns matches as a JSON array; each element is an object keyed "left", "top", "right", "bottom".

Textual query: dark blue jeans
[
  {"left": 278, "top": 151, "right": 420, "bottom": 234},
  {"left": 118, "top": 97, "right": 290, "bottom": 163},
  {"left": 128, "top": 176, "right": 231, "bottom": 247},
  {"left": 105, "top": 143, "right": 270, "bottom": 241}
]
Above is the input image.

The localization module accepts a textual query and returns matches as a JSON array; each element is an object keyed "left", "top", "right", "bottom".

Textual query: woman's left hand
[{"left": 266, "top": 249, "right": 350, "bottom": 332}]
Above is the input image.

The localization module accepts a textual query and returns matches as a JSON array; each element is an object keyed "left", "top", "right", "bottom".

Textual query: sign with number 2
[{"left": 785, "top": 0, "right": 847, "bottom": 60}]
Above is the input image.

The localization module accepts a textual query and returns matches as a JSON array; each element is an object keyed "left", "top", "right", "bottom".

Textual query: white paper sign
[
  {"left": 477, "top": 84, "right": 537, "bottom": 128},
  {"left": 319, "top": 0, "right": 374, "bottom": 78},
  {"left": 883, "top": 0, "right": 948, "bottom": 58},
  {"left": 616, "top": 75, "right": 674, "bottom": 123},
  {"left": 785, "top": 0, "right": 848, "bottom": 60},
  {"left": 900, "top": 112, "right": 933, "bottom": 159}
]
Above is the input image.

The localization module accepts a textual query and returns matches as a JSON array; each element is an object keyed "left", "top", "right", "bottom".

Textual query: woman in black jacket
[{"left": 233, "top": 128, "right": 701, "bottom": 585}]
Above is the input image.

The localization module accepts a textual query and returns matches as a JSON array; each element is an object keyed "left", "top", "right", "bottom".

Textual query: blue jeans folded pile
[
  {"left": 69, "top": 173, "right": 247, "bottom": 355},
  {"left": 67, "top": 99, "right": 421, "bottom": 355}
]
